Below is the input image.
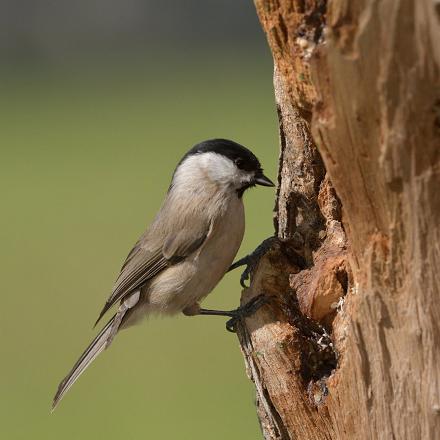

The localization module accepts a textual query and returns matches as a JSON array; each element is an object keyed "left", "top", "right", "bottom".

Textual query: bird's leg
[
  {"left": 182, "top": 294, "right": 268, "bottom": 332},
  {"left": 228, "top": 237, "right": 277, "bottom": 287}
]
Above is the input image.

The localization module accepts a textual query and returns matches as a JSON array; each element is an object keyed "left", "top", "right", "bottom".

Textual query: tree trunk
[{"left": 236, "top": 1, "right": 440, "bottom": 439}]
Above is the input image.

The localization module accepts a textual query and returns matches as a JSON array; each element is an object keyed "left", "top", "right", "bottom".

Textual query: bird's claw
[
  {"left": 228, "top": 256, "right": 251, "bottom": 288},
  {"left": 229, "top": 237, "right": 277, "bottom": 288},
  {"left": 239, "top": 264, "right": 252, "bottom": 289},
  {"left": 225, "top": 294, "right": 269, "bottom": 333}
]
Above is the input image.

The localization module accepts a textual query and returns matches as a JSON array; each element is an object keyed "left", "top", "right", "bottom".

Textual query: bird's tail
[{"left": 52, "top": 314, "right": 117, "bottom": 411}]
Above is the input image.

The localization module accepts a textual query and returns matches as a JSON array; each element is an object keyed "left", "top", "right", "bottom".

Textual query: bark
[{"left": 236, "top": 1, "right": 440, "bottom": 439}]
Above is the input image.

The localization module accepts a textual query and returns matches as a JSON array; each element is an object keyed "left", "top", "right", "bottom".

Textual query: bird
[{"left": 52, "top": 138, "right": 274, "bottom": 410}]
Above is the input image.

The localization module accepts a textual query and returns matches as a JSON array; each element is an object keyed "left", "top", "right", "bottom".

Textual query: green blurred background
[{"left": 1, "top": 2, "right": 278, "bottom": 439}]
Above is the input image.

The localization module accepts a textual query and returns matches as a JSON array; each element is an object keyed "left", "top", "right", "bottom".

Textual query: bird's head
[{"left": 171, "top": 139, "right": 274, "bottom": 197}]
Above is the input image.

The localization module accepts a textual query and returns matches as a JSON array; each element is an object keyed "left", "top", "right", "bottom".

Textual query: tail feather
[{"left": 52, "top": 314, "right": 116, "bottom": 411}]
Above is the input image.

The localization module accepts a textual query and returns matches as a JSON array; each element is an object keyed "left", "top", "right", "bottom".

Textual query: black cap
[{"left": 183, "top": 139, "right": 261, "bottom": 172}]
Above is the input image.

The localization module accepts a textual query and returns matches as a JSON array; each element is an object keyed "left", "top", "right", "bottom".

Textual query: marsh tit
[{"left": 52, "top": 138, "right": 274, "bottom": 410}]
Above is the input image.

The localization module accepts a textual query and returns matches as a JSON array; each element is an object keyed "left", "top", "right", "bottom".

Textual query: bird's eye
[{"left": 235, "top": 158, "right": 245, "bottom": 169}]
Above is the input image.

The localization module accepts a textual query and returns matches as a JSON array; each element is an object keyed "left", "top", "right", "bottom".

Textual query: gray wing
[{"left": 95, "top": 219, "right": 211, "bottom": 325}]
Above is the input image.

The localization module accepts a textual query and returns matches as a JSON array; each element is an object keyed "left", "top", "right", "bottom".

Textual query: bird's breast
[
  {"left": 147, "top": 195, "right": 245, "bottom": 313},
  {"left": 195, "top": 195, "right": 245, "bottom": 287}
]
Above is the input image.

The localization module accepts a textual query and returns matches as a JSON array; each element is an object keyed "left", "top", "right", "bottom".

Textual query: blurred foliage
[{"left": 0, "top": 51, "right": 278, "bottom": 439}]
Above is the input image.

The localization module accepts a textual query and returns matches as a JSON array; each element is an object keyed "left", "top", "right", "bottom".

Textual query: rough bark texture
[{"left": 237, "top": 1, "right": 440, "bottom": 439}]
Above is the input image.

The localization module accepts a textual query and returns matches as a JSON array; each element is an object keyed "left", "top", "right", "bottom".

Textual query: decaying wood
[{"left": 237, "top": 1, "right": 440, "bottom": 439}]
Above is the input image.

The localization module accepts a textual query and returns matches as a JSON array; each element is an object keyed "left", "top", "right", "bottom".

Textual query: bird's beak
[{"left": 254, "top": 172, "right": 275, "bottom": 187}]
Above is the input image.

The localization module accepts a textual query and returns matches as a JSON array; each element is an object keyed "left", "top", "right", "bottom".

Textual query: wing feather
[
  {"left": 95, "top": 216, "right": 211, "bottom": 325},
  {"left": 94, "top": 247, "right": 167, "bottom": 325}
]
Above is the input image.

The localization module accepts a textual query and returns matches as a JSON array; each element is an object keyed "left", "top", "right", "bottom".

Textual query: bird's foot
[
  {"left": 192, "top": 294, "right": 268, "bottom": 332},
  {"left": 224, "top": 294, "right": 268, "bottom": 332},
  {"left": 228, "top": 237, "right": 277, "bottom": 288}
]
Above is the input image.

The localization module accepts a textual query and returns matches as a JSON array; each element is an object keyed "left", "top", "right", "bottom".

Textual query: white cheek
[
  {"left": 173, "top": 152, "right": 254, "bottom": 189},
  {"left": 204, "top": 155, "right": 236, "bottom": 183},
  {"left": 208, "top": 161, "right": 254, "bottom": 188}
]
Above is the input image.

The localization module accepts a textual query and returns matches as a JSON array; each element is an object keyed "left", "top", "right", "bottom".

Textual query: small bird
[{"left": 52, "top": 138, "right": 274, "bottom": 410}]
